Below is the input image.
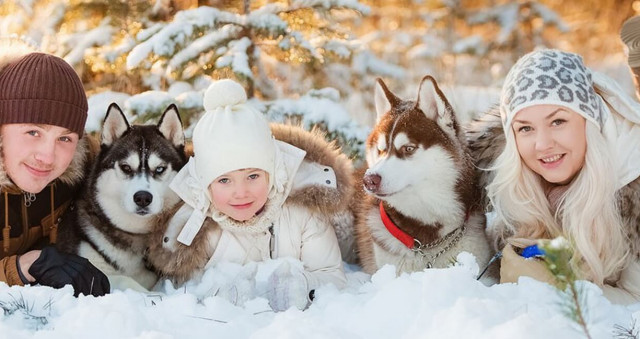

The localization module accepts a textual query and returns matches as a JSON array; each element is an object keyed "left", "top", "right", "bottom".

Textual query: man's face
[{"left": 1, "top": 123, "right": 79, "bottom": 193}]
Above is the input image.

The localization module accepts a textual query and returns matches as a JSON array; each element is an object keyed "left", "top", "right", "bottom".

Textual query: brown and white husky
[{"left": 354, "top": 75, "right": 495, "bottom": 279}]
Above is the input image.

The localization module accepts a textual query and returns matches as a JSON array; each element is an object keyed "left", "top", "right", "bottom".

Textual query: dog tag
[{"left": 177, "top": 209, "right": 206, "bottom": 246}]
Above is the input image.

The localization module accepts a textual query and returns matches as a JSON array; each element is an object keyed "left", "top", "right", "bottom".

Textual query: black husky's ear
[
  {"left": 158, "top": 104, "right": 184, "bottom": 147},
  {"left": 374, "top": 78, "right": 400, "bottom": 123},
  {"left": 101, "top": 103, "right": 130, "bottom": 146},
  {"left": 417, "top": 75, "right": 458, "bottom": 137}
]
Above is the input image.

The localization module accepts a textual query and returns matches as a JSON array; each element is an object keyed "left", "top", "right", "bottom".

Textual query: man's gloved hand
[
  {"left": 266, "top": 260, "right": 309, "bottom": 312},
  {"left": 28, "top": 246, "right": 110, "bottom": 297}
]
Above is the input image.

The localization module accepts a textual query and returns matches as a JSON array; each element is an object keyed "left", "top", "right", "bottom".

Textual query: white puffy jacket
[{"left": 148, "top": 124, "right": 354, "bottom": 289}]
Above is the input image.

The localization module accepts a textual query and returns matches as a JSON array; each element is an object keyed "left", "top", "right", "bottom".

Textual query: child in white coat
[{"left": 148, "top": 79, "right": 352, "bottom": 311}]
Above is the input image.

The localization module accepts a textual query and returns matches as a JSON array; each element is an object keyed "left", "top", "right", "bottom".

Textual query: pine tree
[
  {"left": 466, "top": 0, "right": 569, "bottom": 60},
  {"left": 0, "top": 0, "right": 377, "bottom": 160}
]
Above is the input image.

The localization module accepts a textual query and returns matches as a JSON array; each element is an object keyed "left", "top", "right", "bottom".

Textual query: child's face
[
  {"left": 209, "top": 168, "right": 270, "bottom": 222},
  {"left": 512, "top": 104, "right": 587, "bottom": 185},
  {"left": 1, "top": 123, "right": 79, "bottom": 193}
]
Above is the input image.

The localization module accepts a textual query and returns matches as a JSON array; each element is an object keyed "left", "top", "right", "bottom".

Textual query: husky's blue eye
[{"left": 155, "top": 166, "right": 166, "bottom": 174}]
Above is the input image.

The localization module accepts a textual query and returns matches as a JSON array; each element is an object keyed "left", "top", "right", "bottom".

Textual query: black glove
[{"left": 28, "top": 246, "right": 110, "bottom": 297}]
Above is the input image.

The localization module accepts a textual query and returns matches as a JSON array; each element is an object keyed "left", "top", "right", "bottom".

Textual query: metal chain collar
[{"left": 412, "top": 225, "right": 466, "bottom": 268}]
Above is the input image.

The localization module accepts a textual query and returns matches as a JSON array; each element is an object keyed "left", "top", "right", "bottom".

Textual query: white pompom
[{"left": 203, "top": 79, "right": 247, "bottom": 111}]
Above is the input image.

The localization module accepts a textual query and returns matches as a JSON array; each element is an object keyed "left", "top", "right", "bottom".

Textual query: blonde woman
[{"left": 471, "top": 49, "right": 640, "bottom": 305}]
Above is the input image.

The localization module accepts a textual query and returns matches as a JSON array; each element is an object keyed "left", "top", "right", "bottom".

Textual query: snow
[
  {"left": 215, "top": 37, "right": 253, "bottom": 79},
  {"left": 168, "top": 25, "right": 242, "bottom": 70},
  {"left": 352, "top": 50, "right": 406, "bottom": 79},
  {"left": 549, "top": 236, "right": 570, "bottom": 249},
  {"left": 127, "top": 7, "right": 241, "bottom": 70},
  {"left": 86, "top": 91, "right": 132, "bottom": 132},
  {"left": 247, "top": 5, "right": 288, "bottom": 35},
  {"left": 62, "top": 19, "right": 115, "bottom": 67},
  {"left": 291, "top": 0, "right": 371, "bottom": 14},
  {"left": 263, "top": 87, "right": 370, "bottom": 153},
  {"left": 1, "top": 253, "right": 638, "bottom": 338},
  {"left": 125, "top": 91, "right": 174, "bottom": 120}
]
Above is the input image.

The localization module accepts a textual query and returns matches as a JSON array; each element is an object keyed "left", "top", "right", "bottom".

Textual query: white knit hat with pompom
[{"left": 193, "top": 79, "right": 276, "bottom": 190}]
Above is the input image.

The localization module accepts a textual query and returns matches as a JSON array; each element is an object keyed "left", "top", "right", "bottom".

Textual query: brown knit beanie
[{"left": 0, "top": 52, "right": 88, "bottom": 135}]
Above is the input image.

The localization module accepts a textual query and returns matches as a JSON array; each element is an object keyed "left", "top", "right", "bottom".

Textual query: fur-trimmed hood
[
  {"left": 465, "top": 106, "right": 503, "bottom": 211},
  {"left": 271, "top": 123, "right": 354, "bottom": 216},
  {"left": 0, "top": 38, "right": 90, "bottom": 191}
]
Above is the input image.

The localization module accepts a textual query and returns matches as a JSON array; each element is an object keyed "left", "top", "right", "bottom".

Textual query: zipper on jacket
[
  {"left": 268, "top": 224, "right": 275, "bottom": 259},
  {"left": 18, "top": 193, "right": 30, "bottom": 252}
]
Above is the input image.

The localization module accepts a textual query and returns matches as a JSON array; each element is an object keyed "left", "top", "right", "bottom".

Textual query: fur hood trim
[
  {"left": 271, "top": 123, "right": 354, "bottom": 216},
  {"left": 465, "top": 106, "right": 503, "bottom": 211},
  {"left": 616, "top": 177, "right": 640, "bottom": 257}
]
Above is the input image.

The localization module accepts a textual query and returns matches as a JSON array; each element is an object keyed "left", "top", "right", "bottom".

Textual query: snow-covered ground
[{"left": 1, "top": 253, "right": 638, "bottom": 339}]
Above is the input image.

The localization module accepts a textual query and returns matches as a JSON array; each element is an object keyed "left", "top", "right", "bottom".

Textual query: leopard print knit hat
[{"left": 500, "top": 49, "right": 607, "bottom": 131}]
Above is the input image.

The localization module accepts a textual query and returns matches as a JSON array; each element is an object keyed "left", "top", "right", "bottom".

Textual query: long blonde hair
[{"left": 488, "top": 122, "right": 630, "bottom": 285}]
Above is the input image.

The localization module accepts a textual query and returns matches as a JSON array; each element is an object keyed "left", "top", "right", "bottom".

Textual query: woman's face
[
  {"left": 512, "top": 104, "right": 587, "bottom": 185},
  {"left": 1, "top": 124, "right": 79, "bottom": 193},
  {"left": 208, "top": 168, "right": 270, "bottom": 221}
]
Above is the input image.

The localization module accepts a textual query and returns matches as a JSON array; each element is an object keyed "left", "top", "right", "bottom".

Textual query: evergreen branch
[
  {"left": 613, "top": 319, "right": 640, "bottom": 339},
  {"left": 0, "top": 292, "right": 50, "bottom": 329},
  {"left": 538, "top": 237, "right": 592, "bottom": 339},
  {"left": 566, "top": 280, "right": 591, "bottom": 339}
]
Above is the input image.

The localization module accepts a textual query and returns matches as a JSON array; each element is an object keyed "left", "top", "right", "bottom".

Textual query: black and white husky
[{"left": 57, "top": 103, "right": 187, "bottom": 290}]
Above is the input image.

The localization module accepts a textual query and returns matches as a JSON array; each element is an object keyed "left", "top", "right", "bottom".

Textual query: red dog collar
[{"left": 379, "top": 202, "right": 414, "bottom": 248}]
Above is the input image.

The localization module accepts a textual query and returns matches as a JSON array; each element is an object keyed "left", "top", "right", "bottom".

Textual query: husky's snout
[
  {"left": 133, "top": 190, "right": 153, "bottom": 210},
  {"left": 363, "top": 172, "right": 381, "bottom": 193}
]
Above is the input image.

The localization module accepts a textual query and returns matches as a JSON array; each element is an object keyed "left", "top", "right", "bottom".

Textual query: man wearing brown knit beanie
[{"left": 0, "top": 38, "right": 109, "bottom": 297}]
